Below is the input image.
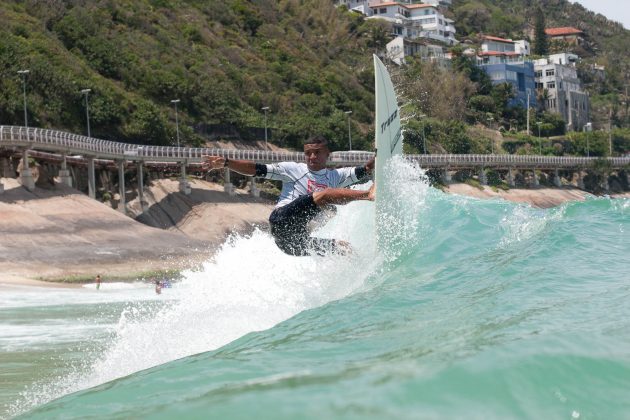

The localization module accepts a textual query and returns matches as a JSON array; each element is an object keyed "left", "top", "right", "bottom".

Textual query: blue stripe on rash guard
[
  {"left": 355, "top": 165, "right": 367, "bottom": 180},
  {"left": 255, "top": 163, "right": 267, "bottom": 177}
]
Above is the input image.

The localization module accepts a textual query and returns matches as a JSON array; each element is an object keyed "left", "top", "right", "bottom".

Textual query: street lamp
[
  {"left": 418, "top": 114, "right": 427, "bottom": 154},
  {"left": 536, "top": 121, "right": 542, "bottom": 155},
  {"left": 17, "top": 70, "right": 30, "bottom": 128},
  {"left": 81, "top": 89, "right": 92, "bottom": 138},
  {"left": 344, "top": 110, "right": 353, "bottom": 150},
  {"left": 171, "top": 99, "right": 181, "bottom": 148},
  {"left": 584, "top": 122, "right": 592, "bottom": 157},
  {"left": 262, "top": 106, "right": 270, "bottom": 149},
  {"left": 487, "top": 116, "right": 494, "bottom": 154}
]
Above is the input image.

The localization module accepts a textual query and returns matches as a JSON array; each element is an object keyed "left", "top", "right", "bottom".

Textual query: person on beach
[
  {"left": 95, "top": 274, "right": 101, "bottom": 290},
  {"left": 202, "top": 135, "right": 375, "bottom": 256}
]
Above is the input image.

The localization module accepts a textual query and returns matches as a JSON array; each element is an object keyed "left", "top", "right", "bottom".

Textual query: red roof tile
[
  {"left": 545, "top": 27, "right": 583, "bottom": 36},
  {"left": 369, "top": 2, "right": 402, "bottom": 8},
  {"left": 407, "top": 4, "right": 435, "bottom": 9},
  {"left": 482, "top": 35, "right": 514, "bottom": 43}
]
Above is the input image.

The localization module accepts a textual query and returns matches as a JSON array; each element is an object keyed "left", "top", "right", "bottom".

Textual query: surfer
[{"left": 202, "top": 135, "right": 375, "bottom": 256}]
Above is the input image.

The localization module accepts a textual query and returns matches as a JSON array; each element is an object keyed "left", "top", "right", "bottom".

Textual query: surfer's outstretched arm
[
  {"left": 313, "top": 183, "right": 375, "bottom": 207},
  {"left": 202, "top": 156, "right": 257, "bottom": 176}
]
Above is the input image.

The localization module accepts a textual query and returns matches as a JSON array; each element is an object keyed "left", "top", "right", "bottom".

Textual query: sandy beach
[
  {"left": 0, "top": 177, "right": 273, "bottom": 288},
  {"left": 1, "top": 176, "right": 627, "bottom": 288}
]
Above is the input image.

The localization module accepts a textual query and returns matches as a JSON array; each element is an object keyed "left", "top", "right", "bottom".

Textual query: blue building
[
  {"left": 476, "top": 36, "right": 537, "bottom": 109},
  {"left": 478, "top": 57, "right": 537, "bottom": 109}
]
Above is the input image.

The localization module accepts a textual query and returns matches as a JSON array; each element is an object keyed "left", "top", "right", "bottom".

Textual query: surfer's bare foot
[{"left": 367, "top": 183, "right": 376, "bottom": 201}]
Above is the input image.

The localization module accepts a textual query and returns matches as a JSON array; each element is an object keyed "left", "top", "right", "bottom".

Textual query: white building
[
  {"left": 514, "top": 40, "right": 530, "bottom": 56},
  {"left": 534, "top": 55, "right": 590, "bottom": 131},
  {"left": 366, "top": 2, "right": 458, "bottom": 45},
  {"left": 386, "top": 36, "right": 446, "bottom": 66}
]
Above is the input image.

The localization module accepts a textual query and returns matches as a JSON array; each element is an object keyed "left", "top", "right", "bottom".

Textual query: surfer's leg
[{"left": 269, "top": 195, "right": 321, "bottom": 256}]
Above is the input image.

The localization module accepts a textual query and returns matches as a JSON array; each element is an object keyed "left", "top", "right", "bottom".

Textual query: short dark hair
[{"left": 304, "top": 135, "right": 328, "bottom": 147}]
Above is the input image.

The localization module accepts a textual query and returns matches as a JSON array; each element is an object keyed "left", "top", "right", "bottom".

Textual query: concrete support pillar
[
  {"left": 553, "top": 169, "right": 562, "bottom": 188},
  {"left": 249, "top": 176, "right": 260, "bottom": 197},
  {"left": 87, "top": 157, "right": 96, "bottom": 199},
  {"left": 442, "top": 168, "right": 452, "bottom": 183},
  {"left": 223, "top": 166, "right": 234, "bottom": 196},
  {"left": 179, "top": 161, "right": 191, "bottom": 195},
  {"left": 0, "top": 157, "right": 6, "bottom": 195},
  {"left": 478, "top": 167, "right": 487, "bottom": 186},
  {"left": 532, "top": 170, "right": 539, "bottom": 187},
  {"left": 577, "top": 170, "right": 585, "bottom": 190},
  {"left": 137, "top": 161, "right": 147, "bottom": 210},
  {"left": 20, "top": 149, "right": 35, "bottom": 191},
  {"left": 118, "top": 160, "right": 126, "bottom": 212},
  {"left": 59, "top": 155, "right": 73, "bottom": 187},
  {"left": 1, "top": 157, "right": 12, "bottom": 178},
  {"left": 507, "top": 167, "right": 515, "bottom": 187},
  {"left": 602, "top": 174, "right": 609, "bottom": 191}
]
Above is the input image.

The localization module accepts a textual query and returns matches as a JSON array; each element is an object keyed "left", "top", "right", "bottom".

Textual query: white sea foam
[{"left": 9, "top": 158, "right": 431, "bottom": 417}]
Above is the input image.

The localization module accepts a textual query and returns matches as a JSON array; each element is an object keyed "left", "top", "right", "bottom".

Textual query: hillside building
[
  {"left": 335, "top": 1, "right": 457, "bottom": 45},
  {"left": 386, "top": 36, "right": 448, "bottom": 66},
  {"left": 545, "top": 27, "right": 584, "bottom": 46},
  {"left": 477, "top": 36, "right": 537, "bottom": 109},
  {"left": 534, "top": 53, "right": 590, "bottom": 131}
]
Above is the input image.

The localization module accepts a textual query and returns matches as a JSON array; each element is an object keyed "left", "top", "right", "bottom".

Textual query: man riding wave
[{"left": 203, "top": 135, "right": 374, "bottom": 256}]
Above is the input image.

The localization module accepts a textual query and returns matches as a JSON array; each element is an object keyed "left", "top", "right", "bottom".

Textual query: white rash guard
[{"left": 264, "top": 162, "right": 363, "bottom": 208}]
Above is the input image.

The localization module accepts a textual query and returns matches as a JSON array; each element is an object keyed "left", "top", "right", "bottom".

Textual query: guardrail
[{"left": 1, "top": 126, "right": 629, "bottom": 169}]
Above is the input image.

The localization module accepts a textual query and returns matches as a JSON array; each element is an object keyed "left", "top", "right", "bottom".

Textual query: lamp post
[
  {"left": 81, "top": 89, "right": 92, "bottom": 138},
  {"left": 262, "top": 106, "right": 270, "bottom": 149},
  {"left": 17, "top": 70, "right": 30, "bottom": 128},
  {"left": 171, "top": 99, "right": 181, "bottom": 148},
  {"left": 536, "top": 121, "right": 542, "bottom": 155},
  {"left": 585, "top": 122, "right": 592, "bottom": 157},
  {"left": 418, "top": 114, "right": 427, "bottom": 154},
  {"left": 487, "top": 116, "right": 494, "bottom": 154},
  {"left": 344, "top": 110, "right": 353, "bottom": 150}
]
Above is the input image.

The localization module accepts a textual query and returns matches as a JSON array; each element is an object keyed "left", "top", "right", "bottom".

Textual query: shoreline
[{"left": 2, "top": 179, "right": 628, "bottom": 288}]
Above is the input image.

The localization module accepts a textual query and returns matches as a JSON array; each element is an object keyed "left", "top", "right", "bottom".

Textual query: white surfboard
[{"left": 374, "top": 55, "right": 401, "bottom": 241}]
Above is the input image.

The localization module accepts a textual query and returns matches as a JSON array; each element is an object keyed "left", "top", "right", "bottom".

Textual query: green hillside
[
  {"left": 0, "top": 0, "right": 384, "bottom": 150},
  {"left": 0, "top": 0, "right": 629, "bottom": 155},
  {"left": 450, "top": 0, "right": 630, "bottom": 128}
]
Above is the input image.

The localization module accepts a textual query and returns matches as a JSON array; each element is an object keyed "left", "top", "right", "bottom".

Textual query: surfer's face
[{"left": 304, "top": 144, "right": 329, "bottom": 171}]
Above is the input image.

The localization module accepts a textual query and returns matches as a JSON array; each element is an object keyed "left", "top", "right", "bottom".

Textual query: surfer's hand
[
  {"left": 365, "top": 156, "right": 375, "bottom": 173},
  {"left": 201, "top": 156, "right": 225, "bottom": 171},
  {"left": 368, "top": 183, "right": 375, "bottom": 201}
]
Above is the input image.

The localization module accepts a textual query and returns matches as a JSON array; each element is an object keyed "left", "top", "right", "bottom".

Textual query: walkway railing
[{"left": 1, "top": 126, "right": 629, "bottom": 169}]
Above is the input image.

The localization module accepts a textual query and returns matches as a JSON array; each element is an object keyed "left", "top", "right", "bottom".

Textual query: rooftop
[
  {"left": 545, "top": 27, "right": 583, "bottom": 36},
  {"left": 482, "top": 35, "right": 514, "bottom": 44}
]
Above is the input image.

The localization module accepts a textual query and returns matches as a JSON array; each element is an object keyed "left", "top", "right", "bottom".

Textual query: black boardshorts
[{"left": 269, "top": 194, "right": 338, "bottom": 256}]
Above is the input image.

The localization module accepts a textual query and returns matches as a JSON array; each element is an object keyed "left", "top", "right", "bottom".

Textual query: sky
[{"left": 571, "top": 0, "right": 630, "bottom": 29}]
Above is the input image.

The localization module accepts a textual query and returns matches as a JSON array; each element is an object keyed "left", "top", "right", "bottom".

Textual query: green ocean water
[{"left": 6, "top": 160, "right": 630, "bottom": 419}]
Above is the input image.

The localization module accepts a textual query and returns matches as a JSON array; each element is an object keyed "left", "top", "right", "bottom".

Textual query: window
[
  {"left": 506, "top": 70, "right": 518, "bottom": 81},
  {"left": 535, "top": 82, "right": 544, "bottom": 89},
  {"left": 547, "top": 81, "right": 556, "bottom": 89},
  {"left": 373, "top": 8, "right": 378, "bottom": 14},
  {"left": 546, "top": 69, "right": 555, "bottom": 77},
  {"left": 380, "top": 8, "right": 386, "bottom": 14},
  {"left": 535, "top": 70, "right": 543, "bottom": 78},
  {"left": 490, "top": 72, "right": 505, "bottom": 81}
]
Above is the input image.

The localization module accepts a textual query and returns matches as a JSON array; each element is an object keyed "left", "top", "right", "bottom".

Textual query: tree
[{"left": 534, "top": 7, "right": 548, "bottom": 56}]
